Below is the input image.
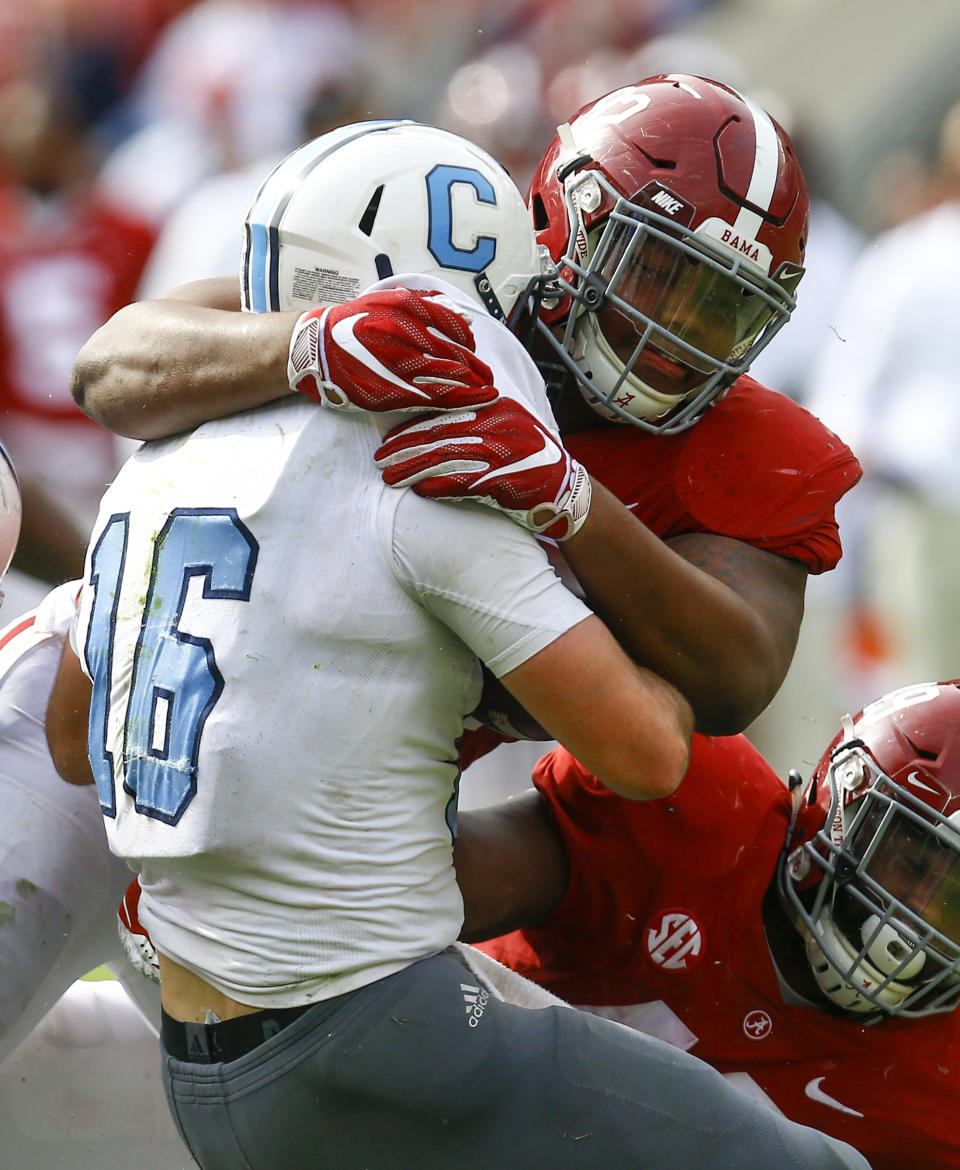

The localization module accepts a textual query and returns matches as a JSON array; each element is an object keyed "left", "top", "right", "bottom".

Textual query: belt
[{"left": 161, "top": 1001, "right": 314, "bottom": 1064}]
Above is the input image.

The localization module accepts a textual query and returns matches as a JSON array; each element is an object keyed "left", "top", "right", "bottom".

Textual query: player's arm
[
  {"left": 71, "top": 281, "right": 496, "bottom": 440},
  {"left": 377, "top": 401, "right": 805, "bottom": 736},
  {"left": 454, "top": 790, "right": 568, "bottom": 942},
  {"left": 70, "top": 278, "right": 299, "bottom": 439},
  {"left": 560, "top": 482, "right": 807, "bottom": 735},
  {"left": 493, "top": 614, "right": 693, "bottom": 802},
  {"left": 401, "top": 491, "right": 694, "bottom": 797},
  {"left": 45, "top": 638, "right": 94, "bottom": 786}
]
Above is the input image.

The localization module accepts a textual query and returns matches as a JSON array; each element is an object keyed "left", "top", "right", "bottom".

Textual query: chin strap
[{"left": 784, "top": 766, "right": 815, "bottom": 849}]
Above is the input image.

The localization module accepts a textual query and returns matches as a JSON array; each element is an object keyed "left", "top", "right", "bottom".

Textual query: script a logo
[{"left": 742, "top": 1010, "right": 772, "bottom": 1041}]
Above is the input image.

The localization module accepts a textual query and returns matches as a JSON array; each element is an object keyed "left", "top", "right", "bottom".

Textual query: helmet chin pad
[
  {"left": 574, "top": 312, "right": 693, "bottom": 422},
  {"left": 803, "top": 909, "right": 925, "bottom": 1014}
]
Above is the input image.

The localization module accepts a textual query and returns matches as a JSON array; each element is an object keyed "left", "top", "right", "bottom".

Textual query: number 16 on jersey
[{"left": 83, "top": 507, "right": 258, "bottom": 824}]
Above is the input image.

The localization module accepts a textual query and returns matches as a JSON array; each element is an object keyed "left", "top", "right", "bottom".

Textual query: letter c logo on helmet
[{"left": 425, "top": 165, "right": 497, "bottom": 273}]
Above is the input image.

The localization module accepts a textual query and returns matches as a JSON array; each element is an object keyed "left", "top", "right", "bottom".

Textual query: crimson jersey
[
  {"left": 479, "top": 735, "right": 959, "bottom": 1170},
  {"left": 0, "top": 186, "right": 156, "bottom": 532},
  {"left": 459, "top": 379, "right": 861, "bottom": 768},
  {"left": 0, "top": 187, "right": 155, "bottom": 423},
  {"left": 564, "top": 375, "right": 861, "bottom": 573}
]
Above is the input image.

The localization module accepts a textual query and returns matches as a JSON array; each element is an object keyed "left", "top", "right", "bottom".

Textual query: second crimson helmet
[
  {"left": 780, "top": 681, "right": 960, "bottom": 1019},
  {"left": 529, "top": 74, "right": 809, "bottom": 433}
]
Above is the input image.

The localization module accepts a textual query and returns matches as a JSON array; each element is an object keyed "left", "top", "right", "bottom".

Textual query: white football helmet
[
  {"left": 240, "top": 120, "right": 554, "bottom": 328},
  {"left": 0, "top": 439, "right": 20, "bottom": 583}
]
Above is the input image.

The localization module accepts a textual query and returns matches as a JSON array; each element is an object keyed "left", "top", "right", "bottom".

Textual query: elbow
[
  {"left": 71, "top": 340, "right": 132, "bottom": 435},
  {"left": 597, "top": 690, "right": 694, "bottom": 801},
  {"left": 649, "top": 730, "right": 693, "bottom": 799},
  {"left": 603, "top": 736, "right": 690, "bottom": 802},
  {"left": 71, "top": 311, "right": 159, "bottom": 440},
  {"left": 695, "top": 696, "right": 764, "bottom": 738},
  {"left": 70, "top": 349, "right": 97, "bottom": 419}
]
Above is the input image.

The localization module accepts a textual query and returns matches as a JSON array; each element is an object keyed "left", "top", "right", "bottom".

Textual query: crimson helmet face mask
[
  {"left": 780, "top": 682, "right": 960, "bottom": 1019},
  {"left": 529, "top": 74, "right": 809, "bottom": 433}
]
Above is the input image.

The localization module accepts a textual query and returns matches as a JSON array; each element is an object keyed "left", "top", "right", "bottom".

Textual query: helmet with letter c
[
  {"left": 528, "top": 73, "right": 809, "bottom": 433},
  {"left": 781, "top": 680, "right": 960, "bottom": 1019},
  {"left": 240, "top": 119, "right": 554, "bottom": 328}
]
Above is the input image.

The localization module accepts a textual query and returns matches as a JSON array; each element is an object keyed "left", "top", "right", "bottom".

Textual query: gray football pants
[{"left": 162, "top": 947, "right": 871, "bottom": 1170}]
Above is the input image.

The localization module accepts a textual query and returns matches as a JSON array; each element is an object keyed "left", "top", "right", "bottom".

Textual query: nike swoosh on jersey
[
  {"left": 803, "top": 1076, "right": 864, "bottom": 1118},
  {"left": 330, "top": 313, "right": 432, "bottom": 398},
  {"left": 470, "top": 427, "right": 564, "bottom": 488}
]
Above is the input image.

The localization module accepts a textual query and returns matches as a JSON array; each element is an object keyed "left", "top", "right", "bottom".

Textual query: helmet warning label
[{"left": 293, "top": 267, "right": 361, "bottom": 305}]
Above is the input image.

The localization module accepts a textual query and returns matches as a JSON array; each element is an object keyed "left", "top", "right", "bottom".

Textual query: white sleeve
[
  {"left": 390, "top": 491, "right": 592, "bottom": 678},
  {"left": 24, "top": 580, "right": 81, "bottom": 640}
]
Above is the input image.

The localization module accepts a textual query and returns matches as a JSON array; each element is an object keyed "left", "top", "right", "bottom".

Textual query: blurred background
[{"left": 3, "top": 3, "right": 960, "bottom": 1159}]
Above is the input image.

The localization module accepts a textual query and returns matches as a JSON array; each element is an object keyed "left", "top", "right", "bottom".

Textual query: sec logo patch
[{"left": 643, "top": 908, "right": 704, "bottom": 971}]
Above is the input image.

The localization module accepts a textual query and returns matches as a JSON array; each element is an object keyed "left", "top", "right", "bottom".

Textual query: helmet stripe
[
  {"left": 242, "top": 120, "right": 406, "bottom": 312},
  {"left": 730, "top": 96, "right": 780, "bottom": 240}
]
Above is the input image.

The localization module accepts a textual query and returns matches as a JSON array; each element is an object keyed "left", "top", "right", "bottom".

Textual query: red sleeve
[
  {"left": 532, "top": 733, "right": 787, "bottom": 874},
  {"left": 457, "top": 725, "right": 513, "bottom": 770},
  {"left": 565, "top": 377, "right": 862, "bottom": 573},
  {"left": 477, "top": 734, "right": 790, "bottom": 995}
]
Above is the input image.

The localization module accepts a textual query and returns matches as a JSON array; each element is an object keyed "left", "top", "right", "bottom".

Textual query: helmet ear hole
[{"left": 531, "top": 192, "right": 550, "bottom": 232}]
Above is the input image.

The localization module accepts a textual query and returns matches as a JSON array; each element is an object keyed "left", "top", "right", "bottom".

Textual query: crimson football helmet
[
  {"left": 780, "top": 681, "right": 960, "bottom": 1018},
  {"left": 529, "top": 74, "right": 809, "bottom": 433}
]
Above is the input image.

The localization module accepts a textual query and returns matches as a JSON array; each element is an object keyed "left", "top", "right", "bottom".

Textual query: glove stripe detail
[
  {"left": 470, "top": 433, "right": 564, "bottom": 489},
  {"left": 327, "top": 313, "right": 435, "bottom": 398}
]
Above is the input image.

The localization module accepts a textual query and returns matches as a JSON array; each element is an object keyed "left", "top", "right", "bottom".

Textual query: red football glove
[
  {"left": 374, "top": 397, "right": 592, "bottom": 542},
  {"left": 287, "top": 287, "right": 498, "bottom": 412},
  {"left": 117, "top": 877, "right": 160, "bottom": 984}
]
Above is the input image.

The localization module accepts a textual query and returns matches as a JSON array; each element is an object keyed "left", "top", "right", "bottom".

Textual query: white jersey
[
  {"left": 0, "top": 582, "right": 149, "bottom": 1062},
  {"left": 75, "top": 311, "right": 591, "bottom": 1009}
]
